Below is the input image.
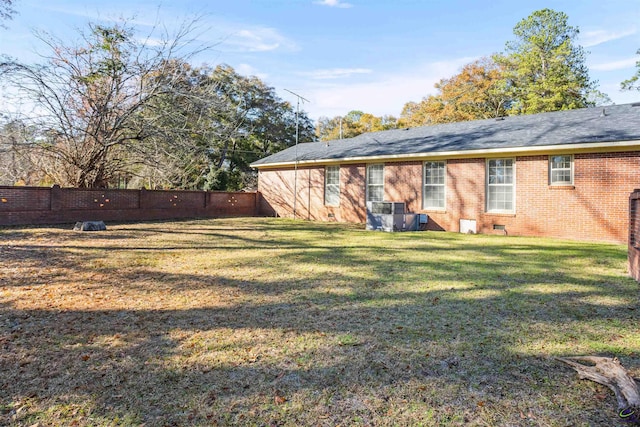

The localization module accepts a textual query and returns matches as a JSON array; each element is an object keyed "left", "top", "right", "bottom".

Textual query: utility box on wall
[{"left": 460, "top": 219, "right": 477, "bottom": 234}]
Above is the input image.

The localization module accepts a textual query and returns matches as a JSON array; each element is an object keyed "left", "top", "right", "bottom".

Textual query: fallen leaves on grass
[{"left": 0, "top": 218, "right": 638, "bottom": 426}]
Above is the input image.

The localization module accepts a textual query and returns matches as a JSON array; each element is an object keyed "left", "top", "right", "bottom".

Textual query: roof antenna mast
[{"left": 284, "top": 89, "right": 310, "bottom": 220}]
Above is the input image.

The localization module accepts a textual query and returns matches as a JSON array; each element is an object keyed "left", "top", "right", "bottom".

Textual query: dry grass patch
[{"left": 1, "top": 217, "right": 639, "bottom": 426}]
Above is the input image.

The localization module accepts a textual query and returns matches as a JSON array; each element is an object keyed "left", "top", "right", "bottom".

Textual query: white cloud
[
  {"left": 292, "top": 57, "right": 475, "bottom": 119},
  {"left": 591, "top": 57, "right": 638, "bottom": 71},
  {"left": 580, "top": 28, "right": 637, "bottom": 47},
  {"left": 215, "top": 25, "right": 297, "bottom": 53},
  {"left": 313, "top": 0, "right": 353, "bottom": 9},
  {"left": 28, "top": 2, "right": 163, "bottom": 27},
  {"left": 300, "top": 68, "right": 372, "bottom": 80},
  {"left": 135, "top": 37, "right": 166, "bottom": 47},
  {"left": 26, "top": 4, "right": 296, "bottom": 54},
  {"left": 235, "top": 63, "right": 269, "bottom": 80}
]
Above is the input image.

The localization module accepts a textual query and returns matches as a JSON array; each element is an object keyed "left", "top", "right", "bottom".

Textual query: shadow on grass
[
  {"left": 3, "top": 297, "right": 637, "bottom": 425},
  {"left": 1, "top": 218, "right": 638, "bottom": 426}
]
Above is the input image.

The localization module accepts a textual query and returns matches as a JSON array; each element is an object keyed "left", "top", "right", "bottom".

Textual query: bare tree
[
  {"left": 0, "top": 118, "right": 37, "bottom": 185},
  {"left": 0, "top": 18, "right": 212, "bottom": 188},
  {"left": 0, "top": 0, "right": 17, "bottom": 26}
]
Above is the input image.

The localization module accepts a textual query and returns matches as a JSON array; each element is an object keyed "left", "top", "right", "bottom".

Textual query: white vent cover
[{"left": 460, "top": 219, "right": 477, "bottom": 234}]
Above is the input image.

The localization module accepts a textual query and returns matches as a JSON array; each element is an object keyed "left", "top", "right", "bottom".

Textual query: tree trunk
[{"left": 557, "top": 356, "right": 640, "bottom": 423}]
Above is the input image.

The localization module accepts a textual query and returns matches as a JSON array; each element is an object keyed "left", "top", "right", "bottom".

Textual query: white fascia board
[{"left": 251, "top": 139, "right": 640, "bottom": 169}]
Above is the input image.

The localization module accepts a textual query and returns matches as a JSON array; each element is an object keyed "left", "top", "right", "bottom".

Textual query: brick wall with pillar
[
  {"left": 629, "top": 189, "right": 640, "bottom": 281},
  {"left": 0, "top": 186, "right": 260, "bottom": 226}
]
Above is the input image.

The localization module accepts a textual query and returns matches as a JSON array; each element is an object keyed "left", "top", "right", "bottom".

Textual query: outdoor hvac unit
[{"left": 366, "top": 201, "right": 420, "bottom": 232}]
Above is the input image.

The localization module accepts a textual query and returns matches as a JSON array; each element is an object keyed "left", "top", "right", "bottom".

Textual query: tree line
[
  {"left": 0, "top": 18, "right": 315, "bottom": 189},
  {"left": 318, "top": 9, "right": 638, "bottom": 140},
  {"left": 1, "top": 6, "right": 639, "bottom": 189}
]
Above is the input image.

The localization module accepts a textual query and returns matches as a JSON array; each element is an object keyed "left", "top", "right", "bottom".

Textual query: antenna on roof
[
  {"left": 284, "top": 89, "right": 310, "bottom": 220},
  {"left": 317, "top": 118, "right": 329, "bottom": 147}
]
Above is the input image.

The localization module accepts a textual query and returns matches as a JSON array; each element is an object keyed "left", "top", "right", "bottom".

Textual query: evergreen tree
[
  {"left": 497, "top": 8, "right": 597, "bottom": 114},
  {"left": 621, "top": 49, "right": 640, "bottom": 91}
]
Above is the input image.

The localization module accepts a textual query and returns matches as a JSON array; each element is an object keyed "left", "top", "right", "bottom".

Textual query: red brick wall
[
  {"left": 425, "top": 158, "right": 486, "bottom": 232},
  {"left": 629, "top": 190, "right": 640, "bottom": 280},
  {"left": 257, "top": 151, "right": 640, "bottom": 243},
  {"left": 0, "top": 187, "right": 51, "bottom": 211},
  {"left": 141, "top": 189, "right": 206, "bottom": 210},
  {"left": 55, "top": 188, "right": 140, "bottom": 210},
  {"left": 258, "top": 164, "right": 368, "bottom": 223},
  {"left": 385, "top": 162, "right": 422, "bottom": 212},
  {"left": 340, "top": 164, "right": 367, "bottom": 223},
  {"left": 0, "top": 186, "right": 258, "bottom": 226},
  {"left": 258, "top": 168, "right": 295, "bottom": 218}
]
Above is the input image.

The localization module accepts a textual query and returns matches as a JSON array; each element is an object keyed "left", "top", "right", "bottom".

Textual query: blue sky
[{"left": 1, "top": 0, "right": 639, "bottom": 121}]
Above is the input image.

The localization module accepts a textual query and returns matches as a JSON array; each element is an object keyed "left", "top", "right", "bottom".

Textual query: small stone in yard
[{"left": 73, "top": 221, "right": 107, "bottom": 231}]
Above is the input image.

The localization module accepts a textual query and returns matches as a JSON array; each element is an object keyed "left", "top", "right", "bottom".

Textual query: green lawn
[{"left": 1, "top": 218, "right": 638, "bottom": 426}]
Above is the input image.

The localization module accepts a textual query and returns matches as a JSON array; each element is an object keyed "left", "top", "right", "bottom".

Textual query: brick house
[{"left": 251, "top": 103, "right": 640, "bottom": 243}]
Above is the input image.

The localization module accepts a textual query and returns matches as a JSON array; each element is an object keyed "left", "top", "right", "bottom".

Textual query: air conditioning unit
[
  {"left": 368, "top": 201, "right": 405, "bottom": 215},
  {"left": 366, "top": 201, "right": 420, "bottom": 232}
]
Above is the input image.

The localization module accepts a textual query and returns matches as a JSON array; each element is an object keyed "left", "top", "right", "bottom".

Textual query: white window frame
[
  {"left": 486, "top": 158, "right": 515, "bottom": 213},
  {"left": 366, "top": 163, "right": 384, "bottom": 202},
  {"left": 549, "top": 154, "right": 574, "bottom": 185},
  {"left": 423, "top": 161, "right": 446, "bottom": 210},
  {"left": 324, "top": 165, "right": 340, "bottom": 206}
]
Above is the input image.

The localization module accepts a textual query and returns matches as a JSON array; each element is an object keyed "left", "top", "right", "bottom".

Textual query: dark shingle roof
[{"left": 251, "top": 103, "right": 640, "bottom": 167}]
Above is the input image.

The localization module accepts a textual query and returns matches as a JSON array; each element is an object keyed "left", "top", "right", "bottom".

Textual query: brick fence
[
  {"left": 0, "top": 185, "right": 260, "bottom": 226},
  {"left": 629, "top": 189, "right": 640, "bottom": 281}
]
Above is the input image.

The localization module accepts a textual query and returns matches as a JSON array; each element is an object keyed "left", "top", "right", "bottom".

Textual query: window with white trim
[
  {"left": 325, "top": 165, "right": 340, "bottom": 206},
  {"left": 424, "top": 161, "right": 446, "bottom": 209},
  {"left": 366, "top": 164, "right": 384, "bottom": 202},
  {"left": 549, "top": 155, "right": 573, "bottom": 185},
  {"left": 486, "top": 158, "right": 515, "bottom": 212}
]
